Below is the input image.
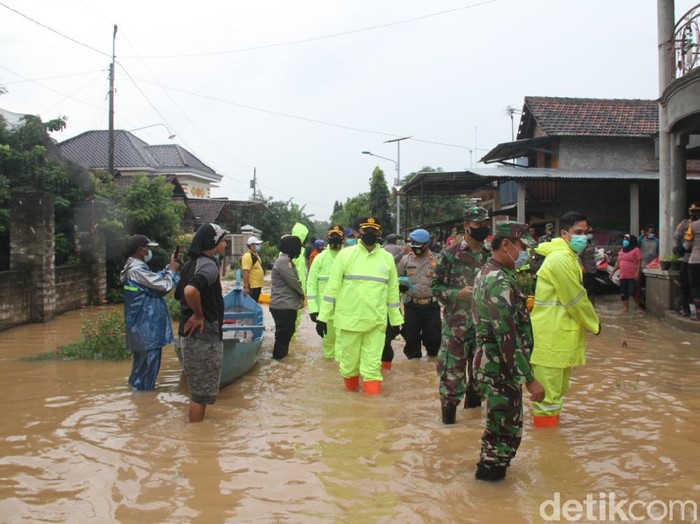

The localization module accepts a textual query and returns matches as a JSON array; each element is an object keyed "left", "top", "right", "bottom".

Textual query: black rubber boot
[
  {"left": 475, "top": 462, "right": 507, "bottom": 481},
  {"left": 464, "top": 392, "right": 482, "bottom": 409},
  {"left": 441, "top": 404, "right": 457, "bottom": 425}
]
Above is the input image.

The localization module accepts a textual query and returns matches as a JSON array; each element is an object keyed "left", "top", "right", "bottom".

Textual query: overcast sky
[{"left": 1, "top": 0, "right": 696, "bottom": 221}]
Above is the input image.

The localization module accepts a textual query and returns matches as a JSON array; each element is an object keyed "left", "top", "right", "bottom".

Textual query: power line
[
  {"left": 122, "top": 0, "right": 498, "bottom": 59},
  {"left": 2, "top": 69, "right": 106, "bottom": 85},
  {"left": 0, "top": 1, "right": 109, "bottom": 58}
]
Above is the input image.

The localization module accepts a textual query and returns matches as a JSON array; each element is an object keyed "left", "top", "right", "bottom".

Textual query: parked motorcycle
[{"left": 594, "top": 248, "right": 619, "bottom": 290}]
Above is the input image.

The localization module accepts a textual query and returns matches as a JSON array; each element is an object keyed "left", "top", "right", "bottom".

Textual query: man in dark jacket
[{"left": 120, "top": 234, "right": 180, "bottom": 391}]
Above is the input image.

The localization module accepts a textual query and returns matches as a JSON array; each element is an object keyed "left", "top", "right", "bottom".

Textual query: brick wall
[
  {"left": 55, "top": 265, "right": 91, "bottom": 314},
  {"left": 0, "top": 271, "right": 31, "bottom": 331}
]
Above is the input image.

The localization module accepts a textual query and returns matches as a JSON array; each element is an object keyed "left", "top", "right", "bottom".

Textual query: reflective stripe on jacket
[
  {"left": 530, "top": 238, "right": 600, "bottom": 368},
  {"left": 318, "top": 243, "right": 403, "bottom": 330}
]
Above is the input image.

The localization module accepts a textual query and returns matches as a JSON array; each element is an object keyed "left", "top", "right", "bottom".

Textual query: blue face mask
[
  {"left": 568, "top": 234, "right": 588, "bottom": 253},
  {"left": 346, "top": 238, "right": 357, "bottom": 246},
  {"left": 647, "top": 233, "right": 655, "bottom": 239},
  {"left": 622, "top": 239, "right": 630, "bottom": 248},
  {"left": 144, "top": 249, "right": 153, "bottom": 263},
  {"left": 254, "top": 244, "right": 262, "bottom": 252},
  {"left": 515, "top": 250, "right": 529, "bottom": 269}
]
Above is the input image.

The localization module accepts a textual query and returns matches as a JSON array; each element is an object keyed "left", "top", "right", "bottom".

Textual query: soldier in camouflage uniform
[
  {"left": 431, "top": 206, "right": 491, "bottom": 425},
  {"left": 472, "top": 221, "right": 545, "bottom": 481}
]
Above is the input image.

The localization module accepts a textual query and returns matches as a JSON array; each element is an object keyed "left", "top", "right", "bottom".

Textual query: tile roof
[
  {"left": 520, "top": 97, "right": 659, "bottom": 138},
  {"left": 58, "top": 130, "right": 217, "bottom": 176}
]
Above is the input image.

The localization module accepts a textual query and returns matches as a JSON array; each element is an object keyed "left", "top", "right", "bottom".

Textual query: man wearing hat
[
  {"left": 674, "top": 203, "right": 700, "bottom": 316},
  {"left": 307, "top": 225, "right": 345, "bottom": 360},
  {"left": 175, "top": 222, "right": 229, "bottom": 422},
  {"left": 242, "top": 236, "right": 264, "bottom": 302},
  {"left": 682, "top": 203, "right": 700, "bottom": 320},
  {"left": 308, "top": 239, "right": 326, "bottom": 268},
  {"left": 472, "top": 221, "right": 545, "bottom": 481},
  {"left": 316, "top": 217, "right": 403, "bottom": 395},
  {"left": 120, "top": 234, "right": 180, "bottom": 391},
  {"left": 539, "top": 222, "right": 556, "bottom": 244},
  {"left": 397, "top": 228, "right": 442, "bottom": 359},
  {"left": 432, "top": 205, "right": 491, "bottom": 424}
]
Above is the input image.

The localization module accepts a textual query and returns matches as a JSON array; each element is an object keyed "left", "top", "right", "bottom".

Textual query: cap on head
[
  {"left": 408, "top": 228, "right": 430, "bottom": 244},
  {"left": 545, "top": 222, "right": 554, "bottom": 231},
  {"left": 689, "top": 203, "right": 700, "bottom": 214},
  {"left": 343, "top": 227, "right": 356, "bottom": 237},
  {"left": 495, "top": 221, "right": 534, "bottom": 246},
  {"left": 127, "top": 234, "right": 158, "bottom": 255},
  {"left": 247, "top": 236, "right": 263, "bottom": 246},
  {"left": 358, "top": 217, "right": 381, "bottom": 230},
  {"left": 328, "top": 225, "right": 345, "bottom": 238},
  {"left": 463, "top": 206, "right": 490, "bottom": 223},
  {"left": 313, "top": 239, "right": 326, "bottom": 248},
  {"left": 386, "top": 234, "right": 398, "bottom": 244}
]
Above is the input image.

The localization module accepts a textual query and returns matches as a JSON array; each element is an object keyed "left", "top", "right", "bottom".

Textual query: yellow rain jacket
[
  {"left": 291, "top": 222, "right": 309, "bottom": 293},
  {"left": 530, "top": 238, "right": 600, "bottom": 368},
  {"left": 318, "top": 243, "right": 403, "bottom": 330},
  {"left": 307, "top": 247, "right": 341, "bottom": 315}
]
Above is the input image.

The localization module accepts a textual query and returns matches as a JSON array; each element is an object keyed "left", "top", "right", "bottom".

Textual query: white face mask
[{"left": 144, "top": 249, "right": 153, "bottom": 263}]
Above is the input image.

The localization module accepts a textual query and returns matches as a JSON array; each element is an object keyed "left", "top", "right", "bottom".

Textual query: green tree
[
  {"left": 369, "top": 167, "right": 392, "bottom": 230},
  {"left": 239, "top": 194, "right": 314, "bottom": 249},
  {"left": 330, "top": 193, "right": 371, "bottom": 230}
]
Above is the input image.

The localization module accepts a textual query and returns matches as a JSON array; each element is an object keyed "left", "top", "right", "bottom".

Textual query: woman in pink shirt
[{"left": 613, "top": 234, "right": 643, "bottom": 312}]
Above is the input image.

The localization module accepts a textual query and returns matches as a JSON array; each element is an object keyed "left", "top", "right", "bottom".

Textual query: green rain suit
[
  {"left": 530, "top": 237, "right": 600, "bottom": 418},
  {"left": 291, "top": 222, "right": 309, "bottom": 334},
  {"left": 318, "top": 243, "right": 403, "bottom": 382},
  {"left": 307, "top": 246, "right": 342, "bottom": 360}
]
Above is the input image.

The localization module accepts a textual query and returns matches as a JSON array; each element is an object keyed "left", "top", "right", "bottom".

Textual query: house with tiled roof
[{"left": 58, "top": 130, "right": 222, "bottom": 198}]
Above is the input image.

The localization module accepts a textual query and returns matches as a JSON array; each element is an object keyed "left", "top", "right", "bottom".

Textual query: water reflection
[{"left": 0, "top": 296, "right": 698, "bottom": 522}]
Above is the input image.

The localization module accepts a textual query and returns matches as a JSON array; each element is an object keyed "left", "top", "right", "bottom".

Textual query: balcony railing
[{"left": 675, "top": 4, "right": 700, "bottom": 78}]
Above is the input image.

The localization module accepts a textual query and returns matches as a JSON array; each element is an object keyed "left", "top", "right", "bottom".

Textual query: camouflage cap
[
  {"left": 495, "top": 221, "right": 535, "bottom": 246},
  {"left": 545, "top": 222, "right": 554, "bottom": 230},
  {"left": 463, "top": 206, "right": 489, "bottom": 222}
]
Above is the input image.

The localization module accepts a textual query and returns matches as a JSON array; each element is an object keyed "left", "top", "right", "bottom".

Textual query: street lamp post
[
  {"left": 362, "top": 151, "right": 397, "bottom": 232},
  {"left": 362, "top": 136, "right": 411, "bottom": 236}
]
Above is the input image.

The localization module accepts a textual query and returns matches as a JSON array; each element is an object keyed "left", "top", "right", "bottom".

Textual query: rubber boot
[
  {"left": 464, "top": 392, "right": 482, "bottom": 409},
  {"left": 381, "top": 361, "right": 392, "bottom": 370},
  {"left": 533, "top": 414, "right": 559, "bottom": 427},
  {"left": 363, "top": 380, "right": 381, "bottom": 395},
  {"left": 343, "top": 376, "right": 360, "bottom": 391},
  {"left": 475, "top": 462, "right": 507, "bottom": 481},
  {"left": 442, "top": 404, "right": 457, "bottom": 425}
]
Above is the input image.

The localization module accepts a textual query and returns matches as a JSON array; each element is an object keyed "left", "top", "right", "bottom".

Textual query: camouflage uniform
[
  {"left": 472, "top": 223, "right": 536, "bottom": 471},
  {"left": 432, "top": 207, "right": 490, "bottom": 411}
]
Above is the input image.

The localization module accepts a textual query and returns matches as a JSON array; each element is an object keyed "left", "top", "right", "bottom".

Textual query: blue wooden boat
[{"left": 220, "top": 271, "right": 264, "bottom": 387}]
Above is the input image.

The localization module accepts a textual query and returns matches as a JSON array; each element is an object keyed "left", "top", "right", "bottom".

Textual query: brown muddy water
[{"left": 0, "top": 296, "right": 699, "bottom": 523}]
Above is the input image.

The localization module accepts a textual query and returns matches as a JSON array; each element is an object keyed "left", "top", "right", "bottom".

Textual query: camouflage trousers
[
  {"left": 478, "top": 381, "right": 523, "bottom": 468},
  {"left": 436, "top": 325, "right": 479, "bottom": 407}
]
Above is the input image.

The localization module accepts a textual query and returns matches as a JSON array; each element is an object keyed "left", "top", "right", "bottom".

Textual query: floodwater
[{"left": 0, "top": 296, "right": 699, "bottom": 523}]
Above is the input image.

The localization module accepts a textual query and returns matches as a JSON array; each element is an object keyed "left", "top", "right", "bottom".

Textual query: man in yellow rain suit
[
  {"left": 530, "top": 211, "right": 600, "bottom": 427},
  {"left": 307, "top": 225, "right": 345, "bottom": 360},
  {"left": 317, "top": 217, "right": 403, "bottom": 395}
]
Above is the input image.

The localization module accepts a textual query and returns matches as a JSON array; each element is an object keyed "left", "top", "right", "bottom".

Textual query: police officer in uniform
[
  {"left": 432, "top": 206, "right": 491, "bottom": 424},
  {"left": 397, "top": 228, "right": 441, "bottom": 359}
]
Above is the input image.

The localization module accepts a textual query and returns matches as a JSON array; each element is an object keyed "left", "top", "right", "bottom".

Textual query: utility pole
[
  {"left": 657, "top": 1, "right": 674, "bottom": 256},
  {"left": 107, "top": 24, "right": 117, "bottom": 176},
  {"left": 383, "top": 136, "right": 411, "bottom": 236}
]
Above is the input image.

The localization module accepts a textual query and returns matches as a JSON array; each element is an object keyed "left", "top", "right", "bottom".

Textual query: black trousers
[
  {"left": 270, "top": 308, "right": 297, "bottom": 360},
  {"left": 402, "top": 301, "right": 442, "bottom": 359},
  {"left": 249, "top": 287, "right": 262, "bottom": 303},
  {"left": 679, "top": 261, "right": 691, "bottom": 313}
]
